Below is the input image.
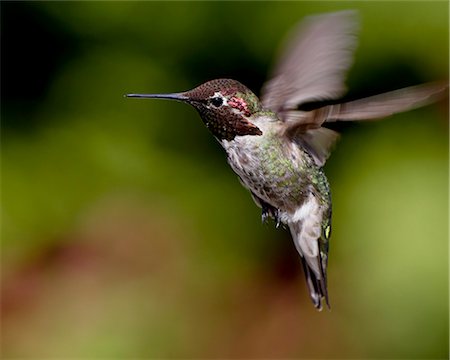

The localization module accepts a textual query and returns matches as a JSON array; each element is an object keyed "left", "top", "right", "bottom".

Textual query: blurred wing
[
  {"left": 293, "top": 127, "right": 340, "bottom": 167},
  {"left": 261, "top": 10, "right": 359, "bottom": 115},
  {"left": 283, "top": 81, "right": 447, "bottom": 166},
  {"left": 324, "top": 81, "right": 449, "bottom": 122}
]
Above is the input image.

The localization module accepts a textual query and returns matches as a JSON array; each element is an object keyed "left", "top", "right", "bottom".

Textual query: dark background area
[{"left": 1, "top": 1, "right": 448, "bottom": 358}]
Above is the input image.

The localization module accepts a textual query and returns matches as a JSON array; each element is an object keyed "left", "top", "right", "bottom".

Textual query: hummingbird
[{"left": 126, "top": 11, "right": 447, "bottom": 310}]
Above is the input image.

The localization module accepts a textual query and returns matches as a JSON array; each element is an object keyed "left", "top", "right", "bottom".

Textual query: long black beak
[{"left": 124, "top": 93, "right": 189, "bottom": 102}]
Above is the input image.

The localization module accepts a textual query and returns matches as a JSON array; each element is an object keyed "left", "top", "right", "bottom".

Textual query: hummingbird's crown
[{"left": 184, "top": 79, "right": 253, "bottom": 101}]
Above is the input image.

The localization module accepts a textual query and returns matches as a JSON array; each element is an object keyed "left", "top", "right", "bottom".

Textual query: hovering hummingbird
[{"left": 126, "top": 11, "right": 447, "bottom": 310}]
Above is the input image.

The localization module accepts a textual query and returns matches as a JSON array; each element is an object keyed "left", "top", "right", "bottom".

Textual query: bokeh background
[{"left": 1, "top": 1, "right": 448, "bottom": 358}]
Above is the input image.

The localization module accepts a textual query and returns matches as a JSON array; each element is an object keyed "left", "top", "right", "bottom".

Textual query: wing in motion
[
  {"left": 282, "top": 81, "right": 448, "bottom": 166},
  {"left": 260, "top": 10, "right": 359, "bottom": 167},
  {"left": 261, "top": 10, "right": 359, "bottom": 113},
  {"left": 261, "top": 11, "right": 447, "bottom": 167}
]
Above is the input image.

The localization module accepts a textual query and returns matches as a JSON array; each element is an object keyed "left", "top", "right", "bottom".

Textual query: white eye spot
[{"left": 207, "top": 92, "right": 227, "bottom": 108}]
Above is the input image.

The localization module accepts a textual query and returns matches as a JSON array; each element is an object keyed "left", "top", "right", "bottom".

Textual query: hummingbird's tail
[
  {"left": 299, "top": 253, "right": 329, "bottom": 310},
  {"left": 288, "top": 193, "right": 331, "bottom": 310}
]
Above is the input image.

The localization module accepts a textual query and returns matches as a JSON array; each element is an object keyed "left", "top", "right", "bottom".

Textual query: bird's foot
[{"left": 261, "top": 207, "right": 281, "bottom": 227}]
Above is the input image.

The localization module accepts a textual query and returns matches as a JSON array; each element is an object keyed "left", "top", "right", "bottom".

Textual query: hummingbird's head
[{"left": 126, "top": 79, "right": 264, "bottom": 141}]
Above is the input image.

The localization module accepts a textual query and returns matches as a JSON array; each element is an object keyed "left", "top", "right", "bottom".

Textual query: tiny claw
[
  {"left": 262, "top": 207, "right": 282, "bottom": 227},
  {"left": 275, "top": 218, "right": 281, "bottom": 228}
]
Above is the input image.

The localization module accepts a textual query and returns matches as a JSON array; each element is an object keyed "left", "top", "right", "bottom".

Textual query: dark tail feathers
[{"left": 300, "top": 256, "right": 330, "bottom": 310}]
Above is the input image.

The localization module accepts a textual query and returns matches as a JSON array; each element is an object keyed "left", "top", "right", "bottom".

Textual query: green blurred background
[{"left": 1, "top": 1, "right": 448, "bottom": 358}]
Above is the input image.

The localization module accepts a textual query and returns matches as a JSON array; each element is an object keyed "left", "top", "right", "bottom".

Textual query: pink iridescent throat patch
[{"left": 228, "top": 97, "right": 251, "bottom": 117}]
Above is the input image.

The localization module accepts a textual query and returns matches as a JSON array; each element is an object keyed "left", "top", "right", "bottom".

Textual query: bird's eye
[{"left": 210, "top": 96, "right": 223, "bottom": 107}]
